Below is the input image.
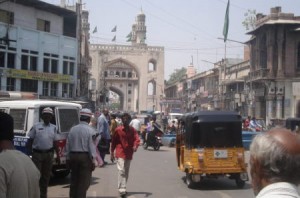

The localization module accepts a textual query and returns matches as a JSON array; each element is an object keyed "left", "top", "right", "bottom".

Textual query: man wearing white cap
[
  {"left": 27, "top": 107, "right": 60, "bottom": 198},
  {"left": 65, "top": 108, "right": 97, "bottom": 198}
]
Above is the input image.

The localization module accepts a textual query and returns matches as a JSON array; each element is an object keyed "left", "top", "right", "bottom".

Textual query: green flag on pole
[
  {"left": 223, "top": 0, "right": 230, "bottom": 42},
  {"left": 126, "top": 31, "right": 132, "bottom": 42}
]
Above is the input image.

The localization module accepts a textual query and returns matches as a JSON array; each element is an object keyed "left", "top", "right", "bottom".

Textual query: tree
[
  {"left": 242, "top": 9, "right": 256, "bottom": 31},
  {"left": 166, "top": 67, "right": 187, "bottom": 84}
]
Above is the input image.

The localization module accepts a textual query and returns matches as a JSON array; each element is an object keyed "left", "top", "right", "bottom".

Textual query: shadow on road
[
  {"left": 180, "top": 176, "right": 252, "bottom": 190},
  {"left": 127, "top": 191, "right": 153, "bottom": 197},
  {"left": 49, "top": 176, "right": 101, "bottom": 188}
]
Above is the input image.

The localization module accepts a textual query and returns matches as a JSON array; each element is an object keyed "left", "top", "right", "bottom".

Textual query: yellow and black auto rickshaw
[{"left": 176, "top": 111, "right": 248, "bottom": 189}]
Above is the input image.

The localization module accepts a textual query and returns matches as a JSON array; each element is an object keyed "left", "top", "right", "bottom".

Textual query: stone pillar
[
  {"left": 277, "top": 26, "right": 284, "bottom": 78},
  {"left": 267, "top": 29, "right": 275, "bottom": 78}
]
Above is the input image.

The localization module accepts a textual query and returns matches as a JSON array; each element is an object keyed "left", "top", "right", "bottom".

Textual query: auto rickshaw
[
  {"left": 286, "top": 117, "right": 300, "bottom": 133},
  {"left": 176, "top": 111, "right": 248, "bottom": 189}
]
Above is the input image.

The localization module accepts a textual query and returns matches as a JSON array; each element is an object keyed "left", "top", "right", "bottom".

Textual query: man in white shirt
[
  {"left": 0, "top": 112, "right": 40, "bottom": 198},
  {"left": 249, "top": 128, "right": 300, "bottom": 198},
  {"left": 129, "top": 115, "right": 141, "bottom": 135}
]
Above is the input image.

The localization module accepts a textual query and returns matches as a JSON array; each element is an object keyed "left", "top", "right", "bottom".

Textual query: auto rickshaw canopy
[{"left": 181, "top": 111, "right": 243, "bottom": 149}]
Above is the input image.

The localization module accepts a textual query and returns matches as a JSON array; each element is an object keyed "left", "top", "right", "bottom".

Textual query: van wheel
[
  {"left": 185, "top": 173, "right": 196, "bottom": 189},
  {"left": 235, "top": 178, "right": 245, "bottom": 188}
]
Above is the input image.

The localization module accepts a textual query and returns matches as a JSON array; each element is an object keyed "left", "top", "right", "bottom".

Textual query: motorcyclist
[{"left": 249, "top": 117, "right": 262, "bottom": 132}]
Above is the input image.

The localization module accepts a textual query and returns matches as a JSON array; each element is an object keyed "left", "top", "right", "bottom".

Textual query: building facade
[
  {"left": 0, "top": 0, "right": 78, "bottom": 100},
  {"left": 247, "top": 7, "right": 300, "bottom": 125}
]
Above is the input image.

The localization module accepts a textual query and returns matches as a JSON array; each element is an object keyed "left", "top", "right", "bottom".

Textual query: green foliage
[
  {"left": 166, "top": 67, "right": 187, "bottom": 84},
  {"left": 242, "top": 9, "right": 256, "bottom": 31}
]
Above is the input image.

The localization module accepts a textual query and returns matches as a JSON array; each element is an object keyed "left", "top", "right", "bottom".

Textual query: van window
[
  {"left": 57, "top": 108, "right": 79, "bottom": 133},
  {"left": 10, "top": 109, "right": 26, "bottom": 131}
]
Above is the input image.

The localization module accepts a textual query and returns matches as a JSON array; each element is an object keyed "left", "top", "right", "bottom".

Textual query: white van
[
  {"left": 168, "top": 112, "right": 183, "bottom": 127},
  {"left": 0, "top": 100, "right": 82, "bottom": 177}
]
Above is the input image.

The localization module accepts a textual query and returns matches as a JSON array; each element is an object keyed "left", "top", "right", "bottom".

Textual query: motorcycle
[
  {"left": 143, "top": 123, "right": 163, "bottom": 151},
  {"left": 143, "top": 134, "right": 161, "bottom": 151}
]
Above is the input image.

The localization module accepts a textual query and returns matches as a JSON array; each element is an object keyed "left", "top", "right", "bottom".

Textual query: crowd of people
[
  {"left": 0, "top": 107, "right": 140, "bottom": 198},
  {"left": 2, "top": 108, "right": 300, "bottom": 198}
]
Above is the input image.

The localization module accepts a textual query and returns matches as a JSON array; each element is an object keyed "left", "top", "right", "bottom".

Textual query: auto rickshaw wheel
[
  {"left": 235, "top": 178, "right": 245, "bottom": 188},
  {"left": 185, "top": 173, "right": 197, "bottom": 189}
]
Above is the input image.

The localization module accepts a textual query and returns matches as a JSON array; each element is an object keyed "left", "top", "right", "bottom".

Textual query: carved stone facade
[
  {"left": 89, "top": 11, "right": 164, "bottom": 112},
  {"left": 247, "top": 6, "right": 300, "bottom": 125}
]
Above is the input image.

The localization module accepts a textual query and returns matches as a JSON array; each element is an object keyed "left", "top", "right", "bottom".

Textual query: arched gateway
[{"left": 89, "top": 11, "right": 164, "bottom": 113}]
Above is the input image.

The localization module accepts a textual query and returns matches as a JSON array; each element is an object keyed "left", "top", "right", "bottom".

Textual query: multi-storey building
[
  {"left": 166, "top": 7, "right": 300, "bottom": 126},
  {"left": 247, "top": 7, "right": 300, "bottom": 125},
  {"left": 0, "top": 0, "right": 78, "bottom": 100}
]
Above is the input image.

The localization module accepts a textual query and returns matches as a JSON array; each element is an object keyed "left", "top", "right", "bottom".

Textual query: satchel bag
[{"left": 97, "top": 138, "right": 109, "bottom": 152}]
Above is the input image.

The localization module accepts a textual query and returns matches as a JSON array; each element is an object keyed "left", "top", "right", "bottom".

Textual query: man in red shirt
[{"left": 111, "top": 113, "right": 140, "bottom": 196}]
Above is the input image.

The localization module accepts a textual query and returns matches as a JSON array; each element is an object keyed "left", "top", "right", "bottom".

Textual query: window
[
  {"left": 128, "top": 72, "right": 132, "bottom": 78},
  {"left": 63, "top": 56, "right": 75, "bottom": 75},
  {"left": 148, "top": 60, "right": 157, "bottom": 72},
  {"left": 62, "top": 83, "right": 68, "bottom": 97},
  {"left": 7, "top": 77, "right": 15, "bottom": 91},
  {"left": 7, "top": 52, "right": 15, "bottom": 68},
  {"left": 42, "top": 82, "right": 49, "bottom": 96},
  {"left": 148, "top": 81, "right": 155, "bottom": 96},
  {"left": 44, "top": 53, "right": 59, "bottom": 73},
  {"left": 37, "top": 19, "right": 50, "bottom": 32},
  {"left": 0, "top": 9, "right": 14, "bottom": 24},
  {"left": 122, "top": 71, "right": 126, "bottom": 77},
  {"left": 21, "top": 50, "right": 38, "bottom": 71},
  {"left": 61, "top": 83, "right": 74, "bottom": 98},
  {"left": 21, "top": 79, "right": 38, "bottom": 92},
  {"left": 128, "top": 90, "right": 131, "bottom": 94},
  {"left": 0, "top": 51, "right": 4, "bottom": 67},
  {"left": 69, "top": 84, "right": 74, "bottom": 98},
  {"left": 50, "top": 82, "right": 58, "bottom": 97},
  {"left": 0, "top": 49, "right": 16, "bottom": 68}
]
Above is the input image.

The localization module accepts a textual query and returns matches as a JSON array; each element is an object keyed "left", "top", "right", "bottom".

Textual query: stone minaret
[{"left": 131, "top": 9, "right": 147, "bottom": 45}]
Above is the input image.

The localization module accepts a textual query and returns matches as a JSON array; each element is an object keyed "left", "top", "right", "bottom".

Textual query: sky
[{"left": 43, "top": 0, "right": 300, "bottom": 80}]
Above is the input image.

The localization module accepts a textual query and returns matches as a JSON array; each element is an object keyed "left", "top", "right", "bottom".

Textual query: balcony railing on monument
[{"left": 246, "top": 68, "right": 271, "bottom": 82}]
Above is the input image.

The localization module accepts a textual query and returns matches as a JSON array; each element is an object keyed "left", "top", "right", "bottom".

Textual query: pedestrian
[
  {"left": 249, "top": 128, "right": 300, "bottom": 197},
  {"left": 129, "top": 115, "right": 141, "bottom": 135},
  {"left": 249, "top": 117, "right": 262, "bottom": 132},
  {"left": 89, "top": 114, "right": 104, "bottom": 167},
  {"left": 97, "top": 108, "right": 111, "bottom": 164},
  {"left": 110, "top": 113, "right": 118, "bottom": 137},
  {"left": 26, "top": 107, "right": 60, "bottom": 198},
  {"left": 111, "top": 112, "right": 140, "bottom": 196},
  {"left": 243, "top": 116, "right": 251, "bottom": 130},
  {"left": 65, "top": 108, "right": 97, "bottom": 198},
  {"left": 0, "top": 112, "right": 40, "bottom": 198}
]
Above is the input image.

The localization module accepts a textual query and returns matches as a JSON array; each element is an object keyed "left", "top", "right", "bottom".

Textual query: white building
[{"left": 0, "top": 0, "right": 78, "bottom": 100}]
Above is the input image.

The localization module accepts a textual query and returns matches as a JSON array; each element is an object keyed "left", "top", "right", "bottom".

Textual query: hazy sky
[{"left": 43, "top": 0, "right": 300, "bottom": 80}]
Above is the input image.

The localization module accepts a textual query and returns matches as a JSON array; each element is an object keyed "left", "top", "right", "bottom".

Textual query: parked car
[
  {"left": 242, "top": 130, "right": 260, "bottom": 150},
  {"left": 161, "top": 133, "right": 176, "bottom": 147}
]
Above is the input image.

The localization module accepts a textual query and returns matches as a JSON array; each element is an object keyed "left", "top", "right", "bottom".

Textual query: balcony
[{"left": 246, "top": 68, "right": 273, "bottom": 82}]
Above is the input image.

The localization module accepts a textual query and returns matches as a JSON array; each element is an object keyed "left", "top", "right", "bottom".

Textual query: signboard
[
  {"left": 13, "top": 136, "right": 29, "bottom": 155},
  {"left": 0, "top": 68, "right": 73, "bottom": 83}
]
